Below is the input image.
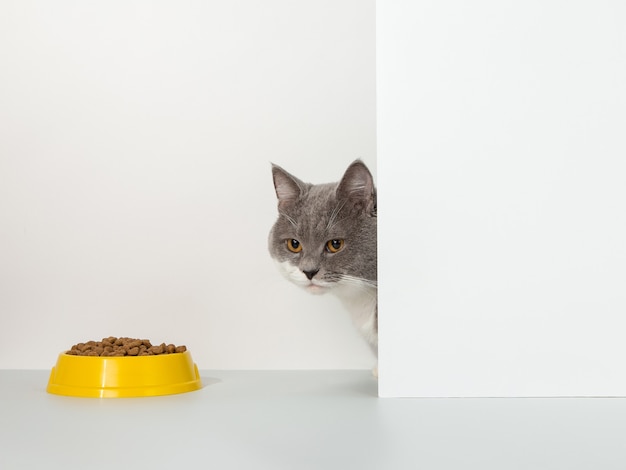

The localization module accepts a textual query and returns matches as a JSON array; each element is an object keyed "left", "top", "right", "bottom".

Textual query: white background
[
  {"left": 378, "top": 0, "right": 626, "bottom": 397},
  {"left": 0, "top": 0, "right": 376, "bottom": 369}
]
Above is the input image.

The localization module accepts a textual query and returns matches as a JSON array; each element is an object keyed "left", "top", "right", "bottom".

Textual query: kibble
[{"left": 66, "top": 337, "right": 187, "bottom": 357}]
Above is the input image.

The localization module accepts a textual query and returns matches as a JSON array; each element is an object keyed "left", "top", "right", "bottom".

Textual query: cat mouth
[{"left": 304, "top": 281, "right": 331, "bottom": 295}]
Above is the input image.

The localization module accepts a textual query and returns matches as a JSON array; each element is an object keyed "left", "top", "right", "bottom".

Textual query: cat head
[{"left": 268, "top": 160, "right": 377, "bottom": 295}]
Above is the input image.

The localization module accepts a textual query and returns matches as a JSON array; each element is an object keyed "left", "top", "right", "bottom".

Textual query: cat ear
[
  {"left": 336, "top": 160, "right": 376, "bottom": 215},
  {"left": 272, "top": 164, "right": 305, "bottom": 208}
]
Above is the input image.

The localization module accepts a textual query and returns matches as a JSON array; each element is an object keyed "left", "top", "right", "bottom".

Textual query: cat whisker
[
  {"left": 279, "top": 212, "right": 299, "bottom": 228},
  {"left": 326, "top": 200, "right": 347, "bottom": 232},
  {"left": 335, "top": 274, "right": 378, "bottom": 291}
]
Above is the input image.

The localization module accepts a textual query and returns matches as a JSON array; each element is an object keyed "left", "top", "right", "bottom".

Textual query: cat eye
[
  {"left": 326, "top": 239, "right": 345, "bottom": 253},
  {"left": 286, "top": 239, "right": 302, "bottom": 253}
]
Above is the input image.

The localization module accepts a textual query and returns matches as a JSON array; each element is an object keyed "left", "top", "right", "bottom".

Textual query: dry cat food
[{"left": 66, "top": 337, "right": 187, "bottom": 357}]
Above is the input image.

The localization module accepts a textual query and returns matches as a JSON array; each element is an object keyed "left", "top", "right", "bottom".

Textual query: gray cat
[{"left": 268, "top": 160, "right": 378, "bottom": 355}]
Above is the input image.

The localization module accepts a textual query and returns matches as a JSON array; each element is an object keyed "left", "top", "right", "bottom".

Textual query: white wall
[
  {"left": 0, "top": 0, "right": 376, "bottom": 369},
  {"left": 378, "top": 0, "right": 626, "bottom": 397}
]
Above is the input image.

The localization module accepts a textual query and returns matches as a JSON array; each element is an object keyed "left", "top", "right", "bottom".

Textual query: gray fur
[{"left": 268, "top": 160, "right": 378, "bottom": 352}]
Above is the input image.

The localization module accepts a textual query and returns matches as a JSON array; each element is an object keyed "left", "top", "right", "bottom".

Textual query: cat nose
[{"left": 303, "top": 269, "right": 319, "bottom": 280}]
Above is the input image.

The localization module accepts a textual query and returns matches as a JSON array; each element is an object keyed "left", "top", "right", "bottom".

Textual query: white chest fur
[{"left": 332, "top": 283, "right": 378, "bottom": 351}]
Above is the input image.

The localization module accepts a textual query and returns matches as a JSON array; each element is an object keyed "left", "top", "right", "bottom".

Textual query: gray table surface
[{"left": 1, "top": 369, "right": 625, "bottom": 469}]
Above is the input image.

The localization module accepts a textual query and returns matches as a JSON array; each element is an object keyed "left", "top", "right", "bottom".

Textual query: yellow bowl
[{"left": 46, "top": 350, "right": 203, "bottom": 398}]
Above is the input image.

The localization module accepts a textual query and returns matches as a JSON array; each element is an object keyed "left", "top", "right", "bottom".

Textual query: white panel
[{"left": 378, "top": 0, "right": 626, "bottom": 396}]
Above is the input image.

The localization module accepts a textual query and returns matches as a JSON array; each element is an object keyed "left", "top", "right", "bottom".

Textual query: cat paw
[{"left": 372, "top": 365, "right": 378, "bottom": 379}]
